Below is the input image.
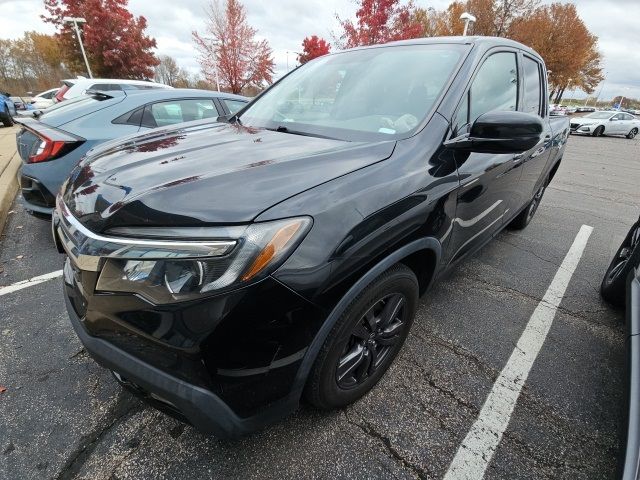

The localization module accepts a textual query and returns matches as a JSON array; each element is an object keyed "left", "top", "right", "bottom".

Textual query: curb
[{"left": 0, "top": 150, "right": 20, "bottom": 235}]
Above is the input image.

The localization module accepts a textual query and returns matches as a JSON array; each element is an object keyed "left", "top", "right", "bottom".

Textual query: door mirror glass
[{"left": 445, "top": 110, "right": 543, "bottom": 154}]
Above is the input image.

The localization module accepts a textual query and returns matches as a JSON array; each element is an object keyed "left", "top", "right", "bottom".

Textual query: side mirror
[{"left": 445, "top": 111, "right": 544, "bottom": 154}]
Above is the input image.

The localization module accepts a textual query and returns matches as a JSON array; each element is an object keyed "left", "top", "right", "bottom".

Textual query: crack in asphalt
[
  {"left": 104, "top": 412, "right": 161, "bottom": 479},
  {"left": 54, "top": 392, "right": 142, "bottom": 480},
  {"left": 410, "top": 329, "right": 499, "bottom": 382},
  {"left": 466, "top": 276, "right": 620, "bottom": 332},
  {"left": 495, "top": 237, "right": 562, "bottom": 269},
  {"left": 500, "top": 429, "right": 613, "bottom": 476},
  {"left": 344, "top": 411, "right": 433, "bottom": 479},
  {"left": 406, "top": 357, "right": 480, "bottom": 415}
]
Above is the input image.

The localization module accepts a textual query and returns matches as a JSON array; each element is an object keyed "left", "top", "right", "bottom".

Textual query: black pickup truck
[{"left": 52, "top": 36, "right": 569, "bottom": 437}]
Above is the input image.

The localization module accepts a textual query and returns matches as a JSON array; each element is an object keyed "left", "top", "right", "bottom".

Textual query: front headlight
[{"left": 94, "top": 217, "right": 312, "bottom": 303}]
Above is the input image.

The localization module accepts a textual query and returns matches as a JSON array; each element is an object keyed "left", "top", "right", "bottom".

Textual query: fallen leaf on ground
[
  {"left": 0, "top": 386, "right": 6, "bottom": 394},
  {"left": 16, "top": 255, "right": 23, "bottom": 259}
]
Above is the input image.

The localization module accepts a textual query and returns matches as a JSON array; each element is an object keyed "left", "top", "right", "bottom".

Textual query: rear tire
[
  {"left": 592, "top": 125, "right": 604, "bottom": 137},
  {"left": 627, "top": 128, "right": 638, "bottom": 139},
  {"left": 509, "top": 182, "right": 546, "bottom": 230},
  {"left": 304, "top": 263, "right": 418, "bottom": 410},
  {"left": 1, "top": 106, "right": 13, "bottom": 127},
  {"left": 601, "top": 219, "right": 640, "bottom": 308}
]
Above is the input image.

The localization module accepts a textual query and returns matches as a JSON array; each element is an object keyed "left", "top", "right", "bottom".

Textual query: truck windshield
[{"left": 239, "top": 44, "right": 467, "bottom": 141}]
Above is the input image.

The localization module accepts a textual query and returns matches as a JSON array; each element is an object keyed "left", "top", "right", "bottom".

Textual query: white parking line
[
  {"left": 444, "top": 224, "right": 594, "bottom": 480},
  {"left": 0, "top": 270, "right": 63, "bottom": 296}
]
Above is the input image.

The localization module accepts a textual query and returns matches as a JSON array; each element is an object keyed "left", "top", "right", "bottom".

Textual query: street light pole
[
  {"left": 63, "top": 17, "right": 92, "bottom": 78},
  {"left": 204, "top": 37, "right": 221, "bottom": 92}
]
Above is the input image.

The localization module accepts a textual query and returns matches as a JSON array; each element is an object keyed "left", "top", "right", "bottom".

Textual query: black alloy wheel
[
  {"left": 592, "top": 125, "right": 604, "bottom": 137},
  {"left": 627, "top": 128, "right": 638, "bottom": 139},
  {"left": 304, "top": 263, "right": 418, "bottom": 409},
  {"left": 336, "top": 293, "right": 406, "bottom": 389},
  {"left": 526, "top": 184, "right": 545, "bottom": 224},
  {"left": 601, "top": 218, "right": 640, "bottom": 308}
]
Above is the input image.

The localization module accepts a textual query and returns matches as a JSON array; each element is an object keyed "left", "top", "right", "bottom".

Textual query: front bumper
[{"left": 65, "top": 294, "right": 298, "bottom": 438}]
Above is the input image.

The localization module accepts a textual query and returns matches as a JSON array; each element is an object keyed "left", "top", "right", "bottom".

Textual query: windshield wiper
[{"left": 268, "top": 125, "right": 336, "bottom": 140}]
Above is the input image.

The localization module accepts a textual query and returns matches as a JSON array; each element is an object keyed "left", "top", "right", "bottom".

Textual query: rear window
[{"left": 38, "top": 94, "right": 114, "bottom": 124}]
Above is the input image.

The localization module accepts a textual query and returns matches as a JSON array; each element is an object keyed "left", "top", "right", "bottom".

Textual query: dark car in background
[
  {"left": 16, "top": 88, "right": 248, "bottom": 217},
  {"left": 9, "top": 97, "right": 35, "bottom": 113},
  {"left": 52, "top": 37, "right": 569, "bottom": 437}
]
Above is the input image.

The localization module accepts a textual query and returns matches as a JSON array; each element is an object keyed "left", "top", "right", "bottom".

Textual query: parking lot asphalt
[{"left": 0, "top": 133, "right": 636, "bottom": 480}]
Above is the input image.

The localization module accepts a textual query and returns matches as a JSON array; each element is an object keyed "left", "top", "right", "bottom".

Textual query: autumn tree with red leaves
[
  {"left": 335, "top": 0, "right": 423, "bottom": 48},
  {"left": 43, "top": 0, "right": 159, "bottom": 79},
  {"left": 193, "top": 0, "right": 275, "bottom": 95},
  {"left": 298, "top": 36, "right": 331, "bottom": 64}
]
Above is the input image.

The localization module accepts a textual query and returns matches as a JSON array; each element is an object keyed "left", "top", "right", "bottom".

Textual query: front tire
[
  {"left": 601, "top": 218, "right": 640, "bottom": 308},
  {"left": 592, "top": 125, "right": 604, "bottom": 137},
  {"left": 304, "top": 263, "right": 418, "bottom": 410},
  {"left": 627, "top": 128, "right": 638, "bottom": 139}
]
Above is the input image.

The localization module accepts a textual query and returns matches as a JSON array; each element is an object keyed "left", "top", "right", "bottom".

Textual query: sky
[{"left": 1, "top": 0, "right": 639, "bottom": 100}]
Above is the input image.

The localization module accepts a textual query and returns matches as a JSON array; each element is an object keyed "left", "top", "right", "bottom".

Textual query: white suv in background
[{"left": 54, "top": 77, "right": 172, "bottom": 102}]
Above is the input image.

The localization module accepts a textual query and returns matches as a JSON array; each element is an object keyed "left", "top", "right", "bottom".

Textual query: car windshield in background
[
  {"left": 585, "top": 112, "right": 614, "bottom": 119},
  {"left": 239, "top": 44, "right": 467, "bottom": 141}
]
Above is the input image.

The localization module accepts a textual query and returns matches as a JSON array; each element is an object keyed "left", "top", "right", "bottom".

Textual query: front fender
[{"left": 288, "top": 237, "right": 442, "bottom": 402}]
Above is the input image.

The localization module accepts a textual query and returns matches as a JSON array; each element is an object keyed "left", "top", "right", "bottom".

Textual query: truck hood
[{"left": 62, "top": 121, "right": 396, "bottom": 232}]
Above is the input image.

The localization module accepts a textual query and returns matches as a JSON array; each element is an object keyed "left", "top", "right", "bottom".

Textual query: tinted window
[
  {"left": 522, "top": 57, "right": 541, "bottom": 116},
  {"left": 623, "top": 113, "right": 634, "bottom": 120},
  {"left": 224, "top": 98, "right": 247, "bottom": 114},
  {"left": 112, "top": 107, "right": 144, "bottom": 126},
  {"left": 613, "top": 113, "right": 623, "bottom": 120},
  {"left": 239, "top": 44, "right": 466, "bottom": 141},
  {"left": 89, "top": 83, "right": 121, "bottom": 91},
  {"left": 470, "top": 52, "right": 518, "bottom": 123},
  {"left": 144, "top": 99, "right": 217, "bottom": 127}
]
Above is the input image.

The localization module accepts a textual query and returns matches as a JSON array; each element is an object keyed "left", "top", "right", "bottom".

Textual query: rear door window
[{"left": 143, "top": 99, "right": 217, "bottom": 128}]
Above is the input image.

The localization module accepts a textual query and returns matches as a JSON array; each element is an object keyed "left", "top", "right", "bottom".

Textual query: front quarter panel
[{"left": 259, "top": 114, "right": 458, "bottom": 308}]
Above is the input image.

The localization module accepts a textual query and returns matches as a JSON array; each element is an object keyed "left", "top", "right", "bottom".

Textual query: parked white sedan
[{"left": 570, "top": 111, "right": 640, "bottom": 138}]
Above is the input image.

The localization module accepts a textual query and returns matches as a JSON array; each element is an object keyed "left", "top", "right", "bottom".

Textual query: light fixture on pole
[
  {"left": 460, "top": 12, "right": 476, "bottom": 36},
  {"left": 63, "top": 16, "right": 92, "bottom": 78}
]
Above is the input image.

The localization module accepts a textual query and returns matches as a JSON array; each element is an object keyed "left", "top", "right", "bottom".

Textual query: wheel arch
[{"left": 290, "top": 237, "right": 442, "bottom": 402}]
